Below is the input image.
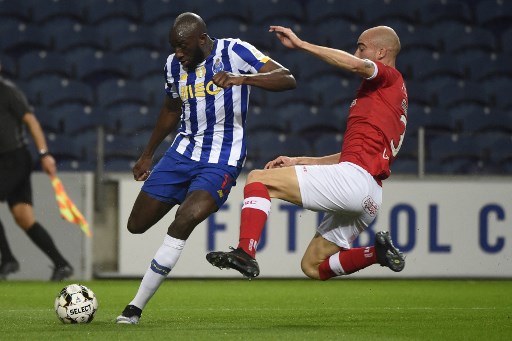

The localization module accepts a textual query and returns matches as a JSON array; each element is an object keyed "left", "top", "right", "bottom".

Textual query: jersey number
[{"left": 390, "top": 114, "right": 407, "bottom": 157}]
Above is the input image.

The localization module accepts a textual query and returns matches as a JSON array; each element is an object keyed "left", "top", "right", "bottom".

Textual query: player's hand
[
  {"left": 133, "top": 156, "right": 153, "bottom": 181},
  {"left": 212, "top": 71, "right": 244, "bottom": 88},
  {"left": 264, "top": 156, "right": 297, "bottom": 169},
  {"left": 269, "top": 26, "right": 304, "bottom": 49}
]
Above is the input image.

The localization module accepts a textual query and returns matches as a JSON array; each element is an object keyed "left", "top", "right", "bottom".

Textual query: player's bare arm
[
  {"left": 133, "top": 96, "right": 182, "bottom": 181},
  {"left": 270, "top": 25, "right": 375, "bottom": 79},
  {"left": 212, "top": 60, "right": 296, "bottom": 91},
  {"left": 265, "top": 153, "right": 341, "bottom": 169}
]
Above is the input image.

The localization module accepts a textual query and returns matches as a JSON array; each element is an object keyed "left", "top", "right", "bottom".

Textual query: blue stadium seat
[
  {"left": 142, "top": 0, "right": 192, "bottom": 24},
  {"left": 363, "top": 0, "right": 421, "bottom": 25},
  {"left": 0, "top": 54, "right": 17, "bottom": 79},
  {"left": 405, "top": 51, "right": 466, "bottom": 82},
  {"left": 483, "top": 78, "right": 512, "bottom": 110},
  {"left": 53, "top": 25, "right": 107, "bottom": 53},
  {"left": 312, "top": 133, "right": 343, "bottom": 157},
  {"left": 45, "top": 132, "right": 88, "bottom": 171},
  {"left": 100, "top": 103, "right": 157, "bottom": 135},
  {"left": 309, "top": 74, "right": 358, "bottom": 107},
  {"left": 48, "top": 103, "right": 98, "bottom": 135},
  {"left": 23, "top": 75, "right": 68, "bottom": 106},
  {"left": 405, "top": 104, "right": 436, "bottom": 134},
  {"left": 40, "top": 103, "right": 97, "bottom": 136},
  {"left": 103, "top": 133, "right": 143, "bottom": 172},
  {"left": 405, "top": 80, "right": 435, "bottom": 107},
  {"left": 466, "top": 54, "right": 512, "bottom": 81},
  {"left": 96, "top": 79, "right": 150, "bottom": 108},
  {"left": 193, "top": 0, "right": 250, "bottom": 23},
  {"left": 313, "top": 18, "right": 360, "bottom": 51},
  {"left": 475, "top": 0, "right": 512, "bottom": 32},
  {"left": 70, "top": 50, "right": 130, "bottom": 86},
  {"left": 207, "top": 16, "right": 248, "bottom": 40},
  {"left": 0, "top": 24, "right": 49, "bottom": 58},
  {"left": 246, "top": 132, "right": 313, "bottom": 170},
  {"left": 501, "top": 27, "right": 512, "bottom": 56},
  {"left": 398, "top": 25, "right": 440, "bottom": 53},
  {"left": 426, "top": 134, "right": 485, "bottom": 174},
  {"left": 431, "top": 22, "right": 497, "bottom": 54},
  {"left": 247, "top": 0, "right": 305, "bottom": 25},
  {"left": 246, "top": 105, "right": 288, "bottom": 135},
  {"left": 84, "top": 0, "right": 141, "bottom": 24},
  {"left": 290, "top": 111, "right": 344, "bottom": 142},
  {"left": 119, "top": 48, "right": 164, "bottom": 80},
  {"left": 0, "top": 1, "right": 30, "bottom": 21},
  {"left": 305, "top": 0, "right": 362, "bottom": 24},
  {"left": 436, "top": 81, "right": 491, "bottom": 110},
  {"left": 27, "top": 0, "right": 86, "bottom": 24},
  {"left": 140, "top": 74, "right": 167, "bottom": 104},
  {"left": 241, "top": 25, "right": 275, "bottom": 53},
  {"left": 40, "top": 79, "right": 94, "bottom": 109},
  {"left": 100, "top": 20, "right": 162, "bottom": 53},
  {"left": 419, "top": 0, "right": 473, "bottom": 25},
  {"left": 272, "top": 102, "right": 317, "bottom": 127},
  {"left": 18, "top": 51, "right": 72, "bottom": 80}
]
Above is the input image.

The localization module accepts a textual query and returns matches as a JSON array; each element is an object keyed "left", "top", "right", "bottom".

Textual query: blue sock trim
[{"left": 150, "top": 259, "right": 171, "bottom": 276}]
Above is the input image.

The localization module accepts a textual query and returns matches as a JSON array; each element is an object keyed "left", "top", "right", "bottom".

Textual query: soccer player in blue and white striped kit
[{"left": 116, "top": 12, "right": 296, "bottom": 324}]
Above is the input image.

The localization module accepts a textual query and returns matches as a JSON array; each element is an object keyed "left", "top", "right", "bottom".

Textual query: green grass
[{"left": 1, "top": 279, "right": 511, "bottom": 340}]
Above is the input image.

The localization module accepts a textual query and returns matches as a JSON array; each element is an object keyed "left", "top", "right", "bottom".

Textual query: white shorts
[{"left": 294, "top": 162, "right": 382, "bottom": 249}]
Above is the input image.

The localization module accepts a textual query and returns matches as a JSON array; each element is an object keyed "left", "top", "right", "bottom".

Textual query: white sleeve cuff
[{"left": 363, "top": 59, "right": 378, "bottom": 80}]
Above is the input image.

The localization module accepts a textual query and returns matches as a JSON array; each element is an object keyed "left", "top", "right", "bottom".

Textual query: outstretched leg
[
  {"left": 206, "top": 166, "right": 301, "bottom": 278},
  {"left": 314, "top": 231, "right": 405, "bottom": 281},
  {"left": 117, "top": 190, "right": 218, "bottom": 324}
]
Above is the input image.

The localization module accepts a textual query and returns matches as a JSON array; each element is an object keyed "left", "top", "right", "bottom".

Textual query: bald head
[
  {"left": 363, "top": 26, "right": 400, "bottom": 55},
  {"left": 172, "top": 12, "right": 207, "bottom": 38},
  {"left": 356, "top": 26, "right": 400, "bottom": 67},
  {"left": 169, "top": 12, "right": 213, "bottom": 70}
]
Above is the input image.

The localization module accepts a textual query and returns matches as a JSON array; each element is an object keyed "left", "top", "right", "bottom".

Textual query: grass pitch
[{"left": 0, "top": 279, "right": 510, "bottom": 340}]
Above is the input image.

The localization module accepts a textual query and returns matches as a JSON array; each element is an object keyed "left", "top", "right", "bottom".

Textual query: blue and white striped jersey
[{"left": 164, "top": 38, "right": 269, "bottom": 168}]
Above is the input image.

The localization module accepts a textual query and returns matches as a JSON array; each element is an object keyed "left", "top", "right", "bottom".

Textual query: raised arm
[{"left": 269, "top": 25, "right": 375, "bottom": 79}]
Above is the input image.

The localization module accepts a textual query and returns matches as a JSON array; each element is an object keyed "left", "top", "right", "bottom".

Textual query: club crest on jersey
[
  {"left": 212, "top": 58, "right": 224, "bottom": 74},
  {"left": 195, "top": 65, "right": 206, "bottom": 79}
]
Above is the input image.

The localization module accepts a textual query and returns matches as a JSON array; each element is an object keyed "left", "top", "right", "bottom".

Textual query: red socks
[
  {"left": 318, "top": 246, "right": 377, "bottom": 280},
  {"left": 237, "top": 182, "right": 271, "bottom": 259}
]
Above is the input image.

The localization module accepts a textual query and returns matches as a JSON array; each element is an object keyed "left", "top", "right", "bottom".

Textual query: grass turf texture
[{"left": 0, "top": 279, "right": 510, "bottom": 340}]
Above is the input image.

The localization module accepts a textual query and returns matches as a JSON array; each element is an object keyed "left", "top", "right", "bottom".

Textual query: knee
[
  {"left": 247, "top": 169, "right": 264, "bottom": 184},
  {"left": 126, "top": 216, "right": 146, "bottom": 234},
  {"left": 301, "top": 259, "right": 322, "bottom": 281}
]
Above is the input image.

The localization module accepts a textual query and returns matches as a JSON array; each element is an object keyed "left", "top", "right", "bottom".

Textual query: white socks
[{"left": 129, "top": 235, "right": 185, "bottom": 310}]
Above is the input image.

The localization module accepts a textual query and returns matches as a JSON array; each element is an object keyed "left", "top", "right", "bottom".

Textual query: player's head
[
  {"left": 355, "top": 26, "right": 401, "bottom": 67},
  {"left": 170, "top": 12, "right": 212, "bottom": 70}
]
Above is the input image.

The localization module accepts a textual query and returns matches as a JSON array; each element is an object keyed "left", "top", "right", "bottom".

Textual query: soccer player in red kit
[{"left": 207, "top": 25, "right": 408, "bottom": 280}]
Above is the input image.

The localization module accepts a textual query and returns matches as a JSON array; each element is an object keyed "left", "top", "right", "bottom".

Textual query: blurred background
[
  {"left": 1, "top": 0, "right": 512, "bottom": 279},
  {"left": 1, "top": 0, "right": 511, "bottom": 176}
]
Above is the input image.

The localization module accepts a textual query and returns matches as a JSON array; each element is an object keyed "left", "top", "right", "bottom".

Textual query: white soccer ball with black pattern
[{"left": 54, "top": 284, "right": 98, "bottom": 323}]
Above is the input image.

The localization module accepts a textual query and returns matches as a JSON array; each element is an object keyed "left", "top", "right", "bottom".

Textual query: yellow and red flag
[{"left": 50, "top": 176, "right": 92, "bottom": 237}]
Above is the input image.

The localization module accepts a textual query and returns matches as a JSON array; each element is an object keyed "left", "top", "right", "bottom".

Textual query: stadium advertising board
[{"left": 118, "top": 177, "right": 512, "bottom": 278}]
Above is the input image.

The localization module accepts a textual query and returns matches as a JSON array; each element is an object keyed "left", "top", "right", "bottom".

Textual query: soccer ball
[{"left": 54, "top": 284, "right": 98, "bottom": 324}]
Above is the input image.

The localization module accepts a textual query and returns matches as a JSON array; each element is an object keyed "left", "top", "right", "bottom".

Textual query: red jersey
[{"left": 339, "top": 60, "right": 408, "bottom": 184}]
